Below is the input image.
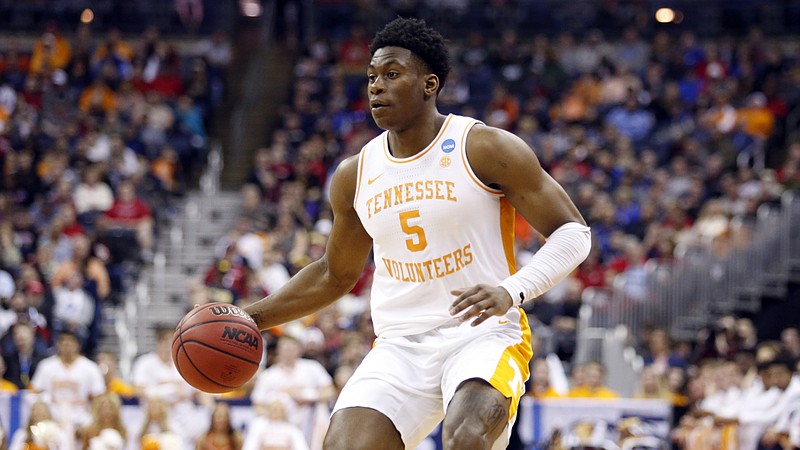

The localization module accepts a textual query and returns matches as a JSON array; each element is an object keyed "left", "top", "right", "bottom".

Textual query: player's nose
[{"left": 369, "top": 78, "right": 384, "bottom": 95}]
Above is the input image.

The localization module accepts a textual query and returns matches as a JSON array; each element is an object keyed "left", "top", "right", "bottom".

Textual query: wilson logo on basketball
[
  {"left": 221, "top": 326, "right": 260, "bottom": 349},
  {"left": 209, "top": 305, "right": 251, "bottom": 321}
]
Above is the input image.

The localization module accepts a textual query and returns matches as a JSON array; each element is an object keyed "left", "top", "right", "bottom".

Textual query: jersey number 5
[{"left": 399, "top": 210, "right": 427, "bottom": 252}]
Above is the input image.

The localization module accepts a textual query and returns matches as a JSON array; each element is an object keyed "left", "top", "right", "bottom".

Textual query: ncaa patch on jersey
[{"left": 441, "top": 139, "right": 456, "bottom": 153}]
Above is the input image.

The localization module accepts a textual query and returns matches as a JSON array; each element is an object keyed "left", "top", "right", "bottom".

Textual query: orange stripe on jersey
[
  {"left": 460, "top": 125, "right": 502, "bottom": 194},
  {"left": 383, "top": 114, "right": 454, "bottom": 163},
  {"left": 500, "top": 198, "right": 516, "bottom": 275},
  {"left": 488, "top": 311, "right": 533, "bottom": 421},
  {"left": 353, "top": 147, "right": 368, "bottom": 207}
]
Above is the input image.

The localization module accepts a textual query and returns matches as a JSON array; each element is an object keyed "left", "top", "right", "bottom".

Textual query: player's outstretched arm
[
  {"left": 450, "top": 124, "right": 591, "bottom": 326},
  {"left": 245, "top": 155, "right": 373, "bottom": 330}
]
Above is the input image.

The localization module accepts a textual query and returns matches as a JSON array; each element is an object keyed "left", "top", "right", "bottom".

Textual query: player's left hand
[{"left": 450, "top": 284, "right": 514, "bottom": 327}]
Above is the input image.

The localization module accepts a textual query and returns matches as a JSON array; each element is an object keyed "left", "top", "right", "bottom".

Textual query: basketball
[{"left": 172, "top": 302, "right": 263, "bottom": 393}]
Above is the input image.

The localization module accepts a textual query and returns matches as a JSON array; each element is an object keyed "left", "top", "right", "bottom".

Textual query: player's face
[{"left": 367, "top": 46, "right": 431, "bottom": 132}]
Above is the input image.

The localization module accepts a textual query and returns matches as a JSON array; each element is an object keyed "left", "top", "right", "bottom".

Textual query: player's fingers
[
  {"left": 460, "top": 296, "right": 506, "bottom": 320},
  {"left": 470, "top": 299, "right": 509, "bottom": 325},
  {"left": 471, "top": 311, "right": 491, "bottom": 327},
  {"left": 450, "top": 286, "right": 482, "bottom": 304},
  {"left": 457, "top": 302, "right": 487, "bottom": 322},
  {"left": 449, "top": 288, "right": 489, "bottom": 315}
]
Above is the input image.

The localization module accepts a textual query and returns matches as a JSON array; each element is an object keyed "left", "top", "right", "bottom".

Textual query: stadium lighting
[
  {"left": 655, "top": 7, "right": 675, "bottom": 23},
  {"left": 240, "top": 0, "right": 262, "bottom": 17},
  {"left": 80, "top": 8, "right": 94, "bottom": 24}
]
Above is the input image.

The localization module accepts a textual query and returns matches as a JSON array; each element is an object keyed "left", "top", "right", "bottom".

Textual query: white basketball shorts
[{"left": 332, "top": 307, "right": 533, "bottom": 449}]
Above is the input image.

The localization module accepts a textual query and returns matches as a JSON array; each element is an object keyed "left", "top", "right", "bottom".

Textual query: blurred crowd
[
  {"left": 0, "top": 16, "right": 234, "bottom": 450},
  {"left": 0, "top": 19, "right": 232, "bottom": 352},
  {"left": 3, "top": 3, "right": 800, "bottom": 450}
]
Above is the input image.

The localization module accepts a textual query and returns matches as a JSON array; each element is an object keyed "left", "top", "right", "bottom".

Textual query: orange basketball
[{"left": 172, "top": 302, "right": 263, "bottom": 393}]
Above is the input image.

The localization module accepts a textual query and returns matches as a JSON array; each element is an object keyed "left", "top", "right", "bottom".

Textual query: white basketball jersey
[{"left": 354, "top": 114, "right": 517, "bottom": 337}]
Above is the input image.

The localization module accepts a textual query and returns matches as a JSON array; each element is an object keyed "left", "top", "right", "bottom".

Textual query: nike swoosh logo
[
  {"left": 367, "top": 173, "right": 384, "bottom": 185},
  {"left": 498, "top": 320, "right": 510, "bottom": 325}
]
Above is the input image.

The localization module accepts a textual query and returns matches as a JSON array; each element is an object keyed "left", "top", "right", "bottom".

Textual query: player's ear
[{"left": 424, "top": 75, "right": 439, "bottom": 96}]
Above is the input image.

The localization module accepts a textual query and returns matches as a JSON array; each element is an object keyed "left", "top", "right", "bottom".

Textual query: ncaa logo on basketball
[
  {"left": 221, "top": 326, "right": 260, "bottom": 349},
  {"left": 441, "top": 139, "right": 456, "bottom": 153}
]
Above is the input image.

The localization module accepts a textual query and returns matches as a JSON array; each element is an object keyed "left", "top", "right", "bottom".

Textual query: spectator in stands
[
  {"left": 642, "top": 328, "right": 690, "bottom": 376},
  {"left": 257, "top": 245, "right": 291, "bottom": 297},
  {"left": 251, "top": 335, "right": 335, "bottom": 449},
  {"left": 79, "top": 78, "right": 118, "bottom": 116},
  {"left": 51, "top": 270, "right": 98, "bottom": 348},
  {"left": 79, "top": 392, "right": 127, "bottom": 450},
  {"left": 30, "top": 330, "right": 106, "bottom": 431},
  {"left": 529, "top": 358, "right": 563, "bottom": 399},
  {"left": 7, "top": 399, "right": 72, "bottom": 450},
  {"left": 780, "top": 327, "right": 800, "bottom": 361},
  {"left": 203, "top": 242, "right": 251, "bottom": 304},
  {"left": 97, "top": 178, "right": 154, "bottom": 262},
  {"left": 95, "top": 351, "right": 136, "bottom": 399},
  {"left": 194, "top": 29, "right": 231, "bottom": 107},
  {"left": 243, "top": 397, "right": 309, "bottom": 450},
  {"left": 52, "top": 234, "right": 111, "bottom": 302},
  {"left": 132, "top": 325, "right": 204, "bottom": 446},
  {"left": 0, "top": 289, "right": 48, "bottom": 344},
  {"left": 605, "top": 94, "right": 656, "bottom": 146},
  {"left": 195, "top": 402, "right": 243, "bottom": 450},
  {"left": 150, "top": 145, "right": 182, "bottom": 195},
  {"left": 138, "top": 396, "right": 184, "bottom": 450},
  {"left": 753, "top": 357, "right": 800, "bottom": 450},
  {"left": 29, "top": 22, "right": 72, "bottom": 75},
  {"left": 73, "top": 164, "right": 115, "bottom": 229},
  {"left": 568, "top": 361, "right": 619, "bottom": 399},
  {"left": 1, "top": 321, "right": 48, "bottom": 389},
  {"left": 633, "top": 365, "right": 671, "bottom": 401}
]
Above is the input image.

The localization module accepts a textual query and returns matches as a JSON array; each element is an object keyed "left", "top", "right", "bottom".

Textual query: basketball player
[{"left": 244, "top": 18, "right": 591, "bottom": 450}]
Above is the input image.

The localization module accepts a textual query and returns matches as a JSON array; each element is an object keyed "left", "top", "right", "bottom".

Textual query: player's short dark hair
[{"left": 370, "top": 17, "right": 450, "bottom": 91}]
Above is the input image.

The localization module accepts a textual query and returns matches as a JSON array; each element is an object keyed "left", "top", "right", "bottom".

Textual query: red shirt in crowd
[{"left": 103, "top": 198, "right": 151, "bottom": 224}]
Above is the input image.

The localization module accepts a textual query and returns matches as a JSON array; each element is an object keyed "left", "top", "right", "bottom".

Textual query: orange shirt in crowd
[
  {"left": 737, "top": 106, "right": 775, "bottom": 139},
  {"left": 29, "top": 33, "right": 72, "bottom": 74},
  {"left": 567, "top": 385, "right": 620, "bottom": 399},
  {"left": 79, "top": 82, "right": 118, "bottom": 113}
]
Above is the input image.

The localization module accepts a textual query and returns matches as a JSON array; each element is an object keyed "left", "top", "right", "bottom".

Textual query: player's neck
[{"left": 386, "top": 111, "right": 447, "bottom": 159}]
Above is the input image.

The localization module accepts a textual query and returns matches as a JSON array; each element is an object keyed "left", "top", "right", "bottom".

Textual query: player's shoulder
[
  {"left": 335, "top": 153, "right": 361, "bottom": 177},
  {"left": 328, "top": 154, "right": 360, "bottom": 198},
  {"left": 466, "top": 122, "right": 524, "bottom": 150},
  {"left": 465, "top": 122, "right": 531, "bottom": 169}
]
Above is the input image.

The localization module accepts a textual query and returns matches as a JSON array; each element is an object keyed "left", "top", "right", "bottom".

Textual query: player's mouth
[{"left": 370, "top": 100, "right": 389, "bottom": 110}]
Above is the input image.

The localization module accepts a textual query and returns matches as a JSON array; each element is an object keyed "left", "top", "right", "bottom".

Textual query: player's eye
[
  {"left": 387, "top": 71, "right": 399, "bottom": 79},
  {"left": 368, "top": 74, "right": 377, "bottom": 83}
]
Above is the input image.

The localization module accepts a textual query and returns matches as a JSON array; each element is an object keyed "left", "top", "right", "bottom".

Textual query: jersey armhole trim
[
  {"left": 461, "top": 121, "right": 504, "bottom": 195},
  {"left": 353, "top": 146, "right": 368, "bottom": 207}
]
